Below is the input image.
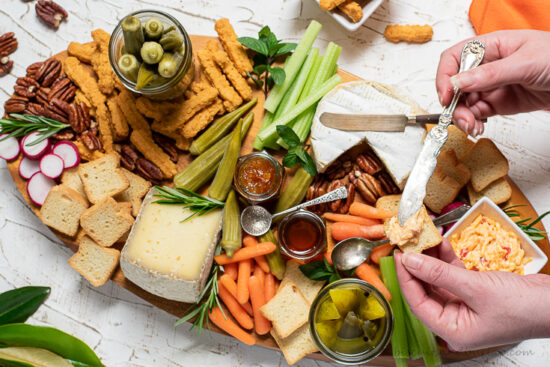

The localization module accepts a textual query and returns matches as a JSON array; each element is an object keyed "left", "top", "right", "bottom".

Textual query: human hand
[
  {"left": 394, "top": 239, "right": 550, "bottom": 351},
  {"left": 436, "top": 30, "right": 550, "bottom": 137}
]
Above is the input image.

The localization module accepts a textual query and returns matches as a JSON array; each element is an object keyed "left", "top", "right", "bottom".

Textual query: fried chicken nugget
[
  {"left": 74, "top": 90, "right": 95, "bottom": 117},
  {"left": 91, "top": 29, "right": 116, "bottom": 95},
  {"left": 107, "top": 95, "right": 129, "bottom": 141},
  {"left": 181, "top": 98, "right": 224, "bottom": 139},
  {"left": 214, "top": 19, "right": 253, "bottom": 76},
  {"left": 73, "top": 140, "right": 105, "bottom": 161},
  {"left": 197, "top": 49, "right": 242, "bottom": 112},
  {"left": 68, "top": 41, "right": 97, "bottom": 64},
  {"left": 207, "top": 41, "right": 252, "bottom": 101},
  {"left": 151, "top": 86, "right": 218, "bottom": 133},
  {"left": 384, "top": 24, "right": 433, "bottom": 44},
  {"left": 117, "top": 89, "right": 152, "bottom": 135},
  {"left": 130, "top": 130, "right": 177, "bottom": 179},
  {"left": 64, "top": 57, "right": 113, "bottom": 153},
  {"left": 153, "top": 123, "right": 192, "bottom": 151},
  {"left": 319, "top": 0, "right": 346, "bottom": 10},
  {"left": 338, "top": 1, "right": 363, "bottom": 23},
  {"left": 135, "top": 97, "right": 179, "bottom": 121}
]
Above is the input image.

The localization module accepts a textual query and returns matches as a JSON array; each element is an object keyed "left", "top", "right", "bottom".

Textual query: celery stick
[
  {"left": 252, "top": 111, "right": 274, "bottom": 150},
  {"left": 310, "top": 42, "right": 341, "bottom": 92},
  {"left": 379, "top": 256, "right": 409, "bottom": 364},
  {"left": 263, "top": 20, "right": 322, "bottom": 113},
  {"left": 301, "top": 54, "right": 323, "bottom": 99},
  {"left": 404, "top": 302, "right": 422, "bottom": 360},
  {"left": 257, "top": 74, "right": 342, "bottom": 143},
  {"left": 403, "top": 300, "right": 442, "bottom": 367}
]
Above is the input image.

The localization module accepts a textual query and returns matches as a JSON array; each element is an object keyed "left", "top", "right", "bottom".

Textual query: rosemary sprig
[
  {"left": 0, "top": 114, "right": 70, "bottom": 146},
  {"left": 152, "top": 185, "right": 225, "bottom": 222},
  {"left": 503, "top": 204, "right": 550, "bottom": 241}
]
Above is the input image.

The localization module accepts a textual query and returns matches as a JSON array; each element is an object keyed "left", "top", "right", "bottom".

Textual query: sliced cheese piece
[
  {"left": 311, "top": 81, "right": 426, "bottom": 189},
  {"left": 121, "top": 189, "right": 222, "bottom": 303}
]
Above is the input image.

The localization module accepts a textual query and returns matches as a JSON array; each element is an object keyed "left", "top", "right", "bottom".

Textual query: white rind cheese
[
  {"left": 311, "top": 81, "right": 426, "bottom": 189},
  {"left": 120, "top": 189, "right": 222, "bottom": 303}
]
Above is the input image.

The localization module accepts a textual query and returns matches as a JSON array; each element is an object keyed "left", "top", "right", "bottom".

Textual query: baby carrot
[
  {"left": 249, "top": 275, "right": 271, "bottom": 335},
  {"left": 264, "top": 273, "right": 276, "bottom": 302},
  {"left": 218, "top": 282, "right": 254, "bottom": 330},
  {"left": 254, "top": 264, "right": 265, "bottom": 287},
  {"left": 224, "top": 262, "right": 238, "bottom": 280},
  {"left": 323, "top": 213, "right": 380, "bottom": 226},
  {"left": 242, "top": 301, "right": 254, "bottom": 316},
  {"left": 349, "top": 202, "right": 395, "bottom": 219},
  {"left": 237, "top": 259, "right": 252, "bottom": 304},
  {"left": 209, "top": 306, "right": 256, "bottom": 345},
  {"left": 370, "top": 243, "right": 395, "bottom": 264},
  {"left": 355, "top": 262, "right": 392, "bottom": 301},
  {"left": 243, "top": 234, "right": 270, "bottom": 273},
  {"left": 220, "top": 274, "right": 238, "bottom": 299},
  {"left": 215, "top": 242, "right": 276, "bottom": 265},
  {"left": 331, "top": 222, "right": 385, "bottom": 242}
]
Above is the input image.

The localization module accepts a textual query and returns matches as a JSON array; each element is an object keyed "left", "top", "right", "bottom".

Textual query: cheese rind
[
  {"left": 121, "top": 189, "right": 222, "bottom": 303},
  {"left": 311, "top": 81, "right": 426, "bottom": 189}
]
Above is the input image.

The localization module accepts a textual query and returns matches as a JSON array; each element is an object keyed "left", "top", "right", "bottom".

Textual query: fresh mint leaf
[
  {"left": 246, "top": 71, "right": 263, "bottom": 88},
  {"left": 300, "top": 260, "right": 340, "bottom": 283},
  {"left": 237, "top": 36, "right": 268, "bottom": 55},
  {"left": 282, "top": 149, "right": 299, "bottom": 168},
  {"left": 302, "top": 151, "right": 318, "bottom": 176},
  {"left": 253, "top": 64, "right": 267, "bottom": 75},
  {"left": 266, "top": 32, "right": 279, "bottom": 54},
  {"left": 277, "top": 125, "right": 300, "bottom": 148},
  {"left": 274, "top": 42, "right": 297, "bottom": 57},
  {"left": 258, "top": 25, "right": 271, "bottom": 40},
  {"left": 269, "top": 65, "right": 286, "bottom": 85}
]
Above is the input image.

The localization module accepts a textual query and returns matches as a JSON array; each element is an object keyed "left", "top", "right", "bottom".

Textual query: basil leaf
[
  {"left": 274, "top": 42, "right": 297, "bottom": 57},
  {"left": 301, "top": 151, "right": 318, "bottom": 176},
  {"left": 258, "top": 25, "right": 271, "bottom": 40},
  {"left": 268, "top": 65, "right": 286, "bottom": 86},
  {"left": 282, "top": 149, "right": 299, "bottom": 168},
  {"left": 237, "top": 37, "right": 268, "bottom": 55},
  {"left": 276, "top": 125, "right": 300, "bottom": 148},
  {"left": 0, "top": 286, "right": 50, "bottom": 326}
]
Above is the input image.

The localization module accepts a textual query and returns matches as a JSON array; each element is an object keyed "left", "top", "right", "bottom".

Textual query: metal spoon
[
  {"left": 332, "top": 204, "right": 471, "bottom": 271},
  {"left": 241, "top": 186, "right": 348, "bottom": 236}
]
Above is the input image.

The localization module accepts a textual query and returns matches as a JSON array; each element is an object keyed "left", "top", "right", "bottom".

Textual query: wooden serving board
[{"left": 6, "top": 35, "right": 550, "bottom": 366}]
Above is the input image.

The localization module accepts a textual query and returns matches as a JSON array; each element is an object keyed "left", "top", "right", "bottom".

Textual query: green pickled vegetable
[
  {"left": 144, "top": 18, "right": 164, "bottom": 40},
  {"left": 136, "top": 63, "right": 159, "bottom": 91},
  {"left": 209, "top": 118, "right": 243, "bottom": 201},
  {"left": 220, "top": 190, "right": 241, "bottom": 257},
  {"left": 121, "top": 15, "right": 144, "bottom": 56},
  {"left": 174, "top": 114, "right": 253, "bottom": 191},
  {"left": 160, "top": 29, "right": 184, "bottom": 51},
  {"left": 190, "top": 98, "right": 258, "bottom": 156},
  {"left": 158, "top": 52, "right": 182, "bottom": 78},
  {"left": 259, "top": 229, "right": 286, "bottom": 280},
  {"left": 141, "top": 41, "right": 164, "bottom": 64},
  {"left": 274, "top": 167, "right": 314, "bottom": 217},
  {"left": 0, "top": 286, "right": 50, "bottom": 326},
  {"left": 118, "top": 54, "right": 140, "bottom": 82}
]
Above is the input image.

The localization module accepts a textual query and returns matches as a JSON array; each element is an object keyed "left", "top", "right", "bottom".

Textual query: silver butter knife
[{"left": 398, "top": 40, "right": 486, "bottom": 225}]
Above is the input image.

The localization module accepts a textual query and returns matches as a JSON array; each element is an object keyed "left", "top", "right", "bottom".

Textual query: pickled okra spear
[
  {"left": 141, "top": 41, "right": 164, "bottom": 64},
  {"left": 144, "top": 18, "right": 164, "bottom": 40},
  {"left": 209, "top": 118, "right": 243, "bottom": 201},
  {"left": 221, "top": 190, "right": 241, "bottom": 257},
  {"left": 121, "top": 15, "right": 144, "bottom": 56},
  {"left": 259, "top": 229, "right": 286, "bottom": 280},
  {"left": 160, "top": 29, "right": 184, "bottom": 51},
  {"left": 274, "top": 167, "right": 315, "bottom": 219},
  {"left": 136, "top": 63, "right": 159, "bottom": 91},
  {"left": 118, "top": 54, "right": 140, "bottom": 82},
  {"left": 158, "top": 52, "right": 183, "bottom": 78}
]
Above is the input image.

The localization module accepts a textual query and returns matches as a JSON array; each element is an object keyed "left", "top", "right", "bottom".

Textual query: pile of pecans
[
  {"left": 307, "top": 150, "right": 400, "bottom": 214},
  {"left": 3, "top": 57, "right": 101, "bottom": 150},
  {"left": 119, "top": 143, "right": 165, "bottom": 184},
  {"left": 0, "top": 32, "right": 18, "bottom": 76}
]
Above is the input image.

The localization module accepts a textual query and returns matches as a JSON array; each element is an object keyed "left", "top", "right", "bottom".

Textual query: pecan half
[
  {"left": 25, "top": 102, "right": 45, "bottom": 117},
  {"left": 120, "top": 144, "right": 139, "bottom": 171},
  {"left": 328, "top": 180, "right": 344, "bottom": 213},
  {"left": 67, "top": 103, "right": 90, "bottom": 133},
  {"left": 44, "top": 98, "right": 69, "bottom": 122},
  {"left": 26, "top": 62, "right": 43, "bottom": 80},
  {"left": 135, "top": 158, "right": 163, "bottom": 183},
  {"left": 340, "top": 183, "right": 355, "bottom": 214},
  {"left": 0, "top": 54, "right": 13, "bottom": 76},
  {"left": 355, "top": 172, "right": 384, "bottom": 204},
  {"left": 0, "top": 32, "right": 17, "bottom": 55},
  {"left": 356, "top": 151, "right": 383, "bottom": 175},
  {"left": 14, "top": 77, "right": 40, "bottom": 98},
  {"left": 36, "top": 87, "right": 51, "bottom": 105},
  {"left": 377, "top": 171, "right": 400, "bottom": 195},
  {"left": 35, "top": 57, "right": 61, "bottom": 87},
  {"left": 36, "top": 1, "right": 68, "bottom": 29},
  {"left": 80, "top": 130, "right": 102, "bottom": 151},
  {"left": 48, "top": 76, "right": 75, "bottom": 102},
  {"left": 52, "top": 129, "right": 74, "bottom": 140},
  {"left": 153, "top": 133, "right": 178, "bottom": 162},
  {"left": 325, "top": 160, "right": 353, "bottom": 180},
  {"left": 4, "top": 95, "right": 28, "bottom": 114}
]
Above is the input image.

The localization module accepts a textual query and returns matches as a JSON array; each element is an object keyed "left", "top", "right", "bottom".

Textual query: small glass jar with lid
[{"left": 233, "top": 152, "right": 284, "bottom": 204}]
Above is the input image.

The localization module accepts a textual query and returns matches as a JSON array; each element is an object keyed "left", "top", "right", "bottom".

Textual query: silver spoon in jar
[
  {"left": 331, "top": 204, "right": 471, "bottom": 271},
  {"left": 241, "top": 186, "right": 348, "bottom": 236}
]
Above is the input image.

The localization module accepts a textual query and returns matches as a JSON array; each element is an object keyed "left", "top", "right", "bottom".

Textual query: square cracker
[{"left": 78, "top": 153, "right": 129, "bottom": 204}]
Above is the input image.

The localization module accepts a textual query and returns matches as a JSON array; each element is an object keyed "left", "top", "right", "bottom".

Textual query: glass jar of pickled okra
[
  {"left": 277, "top": 209, "right": 326, "bottom": 261},
  {"left": 234, "top": 152, "right": 284, "bottom": 204},
  {"left": 309, "top": 279, "right": 394, "bottom": 365},
  {"left": 109, "top": 10, "right": 194, "bottom": 100}
]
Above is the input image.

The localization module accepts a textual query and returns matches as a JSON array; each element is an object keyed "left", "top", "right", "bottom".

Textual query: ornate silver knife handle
[{"left": 272, "top": 186, "right": 348, "bottom": 219}]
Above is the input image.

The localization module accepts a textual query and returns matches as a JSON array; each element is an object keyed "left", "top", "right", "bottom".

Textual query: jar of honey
[
  {"left": 277, "top": 210, "right": 326, "bottom": 261},
  {"left": 234, "top": 152, "right": 284, "bottom": 204}
]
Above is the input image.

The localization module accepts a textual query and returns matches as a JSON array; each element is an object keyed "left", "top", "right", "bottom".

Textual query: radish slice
[
  {"left": 19, "top": 156, "right": 41, "bottom": 179},
  {"left": 52, "top": 141, "right": 80, "bottom": 168},
  {"left": 441, "top": 202, "right": 468, "bottom": 216},
  {"left": 27, "top": 172, "right": 56, "bottom": 206},
  {"left": 40, "top": 154, "right": 64, "bottom": 179},
  {"left": 0, "top": 134, "right": 20, "bottom": 160},
  {"left": 21, "top": 132, "right": 50, "bottom": 160},
  {"left": 429, "top": 213, "right": 444, "bottom": 235}
]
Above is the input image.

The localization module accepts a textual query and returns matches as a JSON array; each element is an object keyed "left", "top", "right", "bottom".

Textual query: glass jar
[
  {"left": 309, "top": 279, "right": 394, "bottom": 365},
  {"left": 109, "top": 9, "right": 194, "bottom": 100},
  {"left": 233, "top": 152, "right": 284, "bottom": 204},
  {"left": 277, "top": 209, "right": 326, "bottom": 261}
]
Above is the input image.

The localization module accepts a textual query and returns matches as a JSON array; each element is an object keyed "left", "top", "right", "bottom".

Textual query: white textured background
[{"left": 1, "top": 0, "right": 550, "bottom": 366}]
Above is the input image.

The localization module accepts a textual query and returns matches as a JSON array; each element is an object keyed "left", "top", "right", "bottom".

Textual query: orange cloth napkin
[{"left": 469, "top": 0, "right": 550, "bottom": 34}]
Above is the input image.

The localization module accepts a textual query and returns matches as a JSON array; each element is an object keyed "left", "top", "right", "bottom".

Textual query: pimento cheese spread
[{"left": 386, "top": 210, "right": 424, "bottom": 248}]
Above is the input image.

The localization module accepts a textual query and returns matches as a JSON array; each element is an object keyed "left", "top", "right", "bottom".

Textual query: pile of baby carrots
[{"left": 209, "top": 235, "right": 279, "bottom": 345}]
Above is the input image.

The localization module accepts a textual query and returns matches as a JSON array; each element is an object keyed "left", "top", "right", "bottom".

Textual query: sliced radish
[
  {"left": 39, "top": 154, "right": 64, "bottom": 179},
  {"left": 440, "top": 201, "right": 468, "bottom": 216},
  {"left": 19, "top": 156, "right": 41, "bottom": 179},
  {"left": 0, "top": 134, "right": 20, "bottom": 160},
  {"left": 21, "top": 132, "right": 50, "bottom": 160},
  {"left": 27, "top": 172, "right": 56, "bottom": 206},
  {"left": 52, "top": 141, "right": 80, "bottom": 168}
]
